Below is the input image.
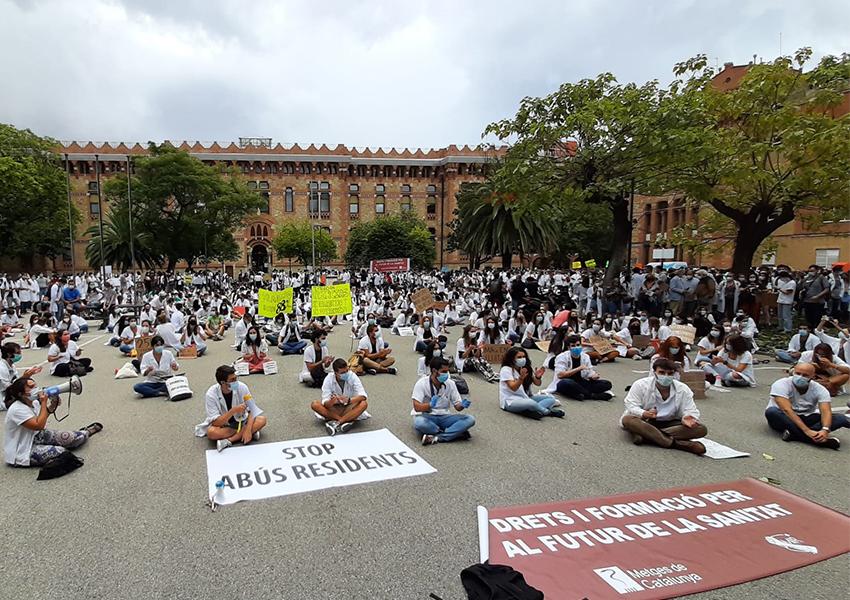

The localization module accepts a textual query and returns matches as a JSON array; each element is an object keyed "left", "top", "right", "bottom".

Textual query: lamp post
[
  {"left": 63, "top": 154, "right": 76, "bottom": 275},
  {"left": 126, "top": 155, "right": 135, "bottom": 273},
  {"left": 94, "top": 154, "right": 106, "bottom": 281}
]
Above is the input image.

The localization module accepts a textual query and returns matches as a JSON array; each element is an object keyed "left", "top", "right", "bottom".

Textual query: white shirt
[
  {"left": 788, "top": 333, "right": 818, "bottom": 353},
  {"left": 768, "top": 377, "right": 830, "bottom": 417},
  {"left": 4, "top": 399, "right": 38, "bottom": 466},
  {"left": 139, "top": 349, "right": 178, "bottom": 383},
  {"left": 546, "top": 351, "right": 593, "bottom": 393},
  {"left": 155, "top": 322, "right": 182, "bottom": 349},
  {"left": 718, "top": 350, "right": 755, "bottom": 384},
  {"left": 301, "top": 344, "right": 328, "bottom": 379},
  {"left": 776, "top": 278, "right": 796, "bottom": 305},
  {"left": 0, "top": 359, "right": 19, "bottom": 410},
  {"left": 621, "top": 376, "right": 699, "bottom": 426},
  {"left": 410, "top": 375, "right": 462, "bottom": 416},
  {"left": 47, "top": 340, "right": 80, "bottom": 375},
  {"left": 499, "top": 366, "right": 532, "bottom": 409},
  {"left": 204, "top": 381, "right": 263, "bottom": 422},
  {"left": 320, "top": 372, "right": 368, "bottom": 405}
]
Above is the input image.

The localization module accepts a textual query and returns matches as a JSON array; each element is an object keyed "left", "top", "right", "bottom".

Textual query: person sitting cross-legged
[
  {"left": 620, "top": 358, "right": 707, "bottom": 455},
  {"left": 764, "top": 362, "right": 848, "bottom": 450},
  {"left": 201, "top": 365, "right": 267, "bottom": 452},
  {"left": 310, "top": 358, "right": 368, "bottom": 436},
  {"left": 299, "top": 330, "right": 333, "bottom": 388},
  {"left": 498, "top": 346, "right": 564, "bottom": 419},
  {"left": 356, "top": 324, "right": 397, "bottom": 375},
  {"left": 133, "top": 335, "right": 178, "bottom": 397},
  {"left": 545, "top": 335, "right": 614, "bottom": 401},
  {"left": 412, "top": 357, "right": 476, "bottom": 445},
  {"left": 799, "top": 343, "right": 850, "bottom": 397}
]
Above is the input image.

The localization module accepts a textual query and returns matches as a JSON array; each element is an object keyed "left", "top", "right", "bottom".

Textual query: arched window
[
  {"left": 250, "top": 225, "right": 256, "bottom": 237},
  {"left": 263, "top": 225, "right": 269, "bottom": 237}
]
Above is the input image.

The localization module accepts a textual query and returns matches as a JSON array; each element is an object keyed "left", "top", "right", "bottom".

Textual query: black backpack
[{"left": 461, "top": 563, "right": 544, "bottom": 600}]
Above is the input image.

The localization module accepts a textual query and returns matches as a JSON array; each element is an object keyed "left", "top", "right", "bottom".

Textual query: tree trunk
[
  {"left": 501, "top": 251, "right": 512, "bottom": 270},
  {"left": 166, "top": 255, "right": 177, "bottom": 272},
  {"left": 603, "top": 196, "right": 630, "bottom": 289},
  {"left": 729, "top": 210, "right": 794, "bottom": 274}
]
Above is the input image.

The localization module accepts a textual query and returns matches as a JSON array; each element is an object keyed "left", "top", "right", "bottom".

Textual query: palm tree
[{"left": 85, "top": 206, "right": 161, "bottom": 270}]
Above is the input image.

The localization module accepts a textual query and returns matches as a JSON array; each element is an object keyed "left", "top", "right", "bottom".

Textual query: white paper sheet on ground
[
  {"left": 695, "top": 438, "right": 750, "bottom": 459},
  {"left": 205, "top": 428, "right": 435, "bottom": 505},
  {"left": 397, "top": 326, "right": 414, "bottom": 337}
]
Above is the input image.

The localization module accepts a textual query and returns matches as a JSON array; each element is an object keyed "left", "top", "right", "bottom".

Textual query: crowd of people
[{"left": 1, "top": 260, "right": 848, "bottom": 472}]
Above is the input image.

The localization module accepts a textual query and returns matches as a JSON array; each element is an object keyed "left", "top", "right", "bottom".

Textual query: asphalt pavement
[{"left": 0, "top": 322, "right": 847, "bottom": 600}]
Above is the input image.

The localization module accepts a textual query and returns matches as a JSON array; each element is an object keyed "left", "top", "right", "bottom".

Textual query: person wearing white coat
[{"left": 197, "top": 364, "right": 266, "bottom": 452}]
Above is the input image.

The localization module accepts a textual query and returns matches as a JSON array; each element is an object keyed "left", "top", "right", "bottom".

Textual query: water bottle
[{"left": 211, "top": 479, "right": 225, "bottom": 509}]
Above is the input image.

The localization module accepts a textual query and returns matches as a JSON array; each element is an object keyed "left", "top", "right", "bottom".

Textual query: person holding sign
[
  {"left": 299, "top": 330, "right": 333, "bottom": 388},
  {"left": 412, "top": 357, "right": 475, "bottom": 445},
  {"left": 311, "top": 358, "right": 368, "bottom": 436},
  {"left": 620, "top": 358, "right": 707, "bottom": 455},
  {"left": 545, "top": 335, "right": 613, "bottom": 401},
  {"left": 498, "top": 347, "right": 564, "bottom": 419},
  {"left": 180, "top": 317, "right": 208, "bottom": 357},
  {"left": 133, "top": 336, "right": 179, "bottom": 397},
  {"left": 765, "top": 362, "right": 847, "bottom": 450},
  {"left": 241, "top": 325, "right": 272, "bottom": 374},
  {"left": 580, "top": 319, "right": 619, "bottom": 363},
  {"left": 356, "top": 324, "right": 397, "bottom": 375},
  {"left": 200, "top": 365, "right": 267, "bottom": 452}
]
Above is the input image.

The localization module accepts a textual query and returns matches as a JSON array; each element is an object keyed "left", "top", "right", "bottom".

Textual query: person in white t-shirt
[
  {"left": 3, "top": 377, "right": 102, "bottom": 467},
  {"left": 498, "top": 347, "right": 563, "bottom": 419},
  {"left": 300, "top": 330, "right": 333, "bottom": 387},
  {"left": 710, "top": 334, "right": 755, "bottom": 387},
  {"left": 774, "top": 271, "right": 796, "bottom": 332},
  {"left": 356, "top": 324, "right": 397, "bottom": 375},
  {"left": 765, "top": 363, "right": 847, "bottom": 449},
  {"left": 310, "top": 358, "right": 368, "bottom": 436},
  {"left": 199, "top": 365, "right": 267, "bottom": 452},
  {"left": 412, "top": 357, "right": 475, "bottom": 445},
  {"left": 133, "top": 336, "right": 179, "bottom": 397},
  {"left": 47, "top": 330, "right": 92, "bottom": 377}
]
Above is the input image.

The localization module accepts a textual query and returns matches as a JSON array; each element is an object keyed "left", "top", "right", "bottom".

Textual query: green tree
[
  {"left": 84, "top": 204, "right": 161, "bottom": 270},
  {"left": 345, "top": 213, "right": 435, "bottom": 270},
  {"left": 0, "top": 124, "right": 81, "bottom": 266},
  {"left": 655, "top": 48, "right": 850, "bottom": 272},
  {"left": 271, "top": 220, "right": 337, "bottom": 270},
  {"left": 102, "top": 144, "right": 262, "bottom": 270},
  {"left": 485, "top": 74, "right": 664, "bottom": 287},
  {"left": 448, "top": 180, "right": 559, "bottom": 269}
]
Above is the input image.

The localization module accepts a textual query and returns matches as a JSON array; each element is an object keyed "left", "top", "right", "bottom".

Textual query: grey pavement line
[{"left": 23, "top": 334, "right": 106, "bottom": 369}]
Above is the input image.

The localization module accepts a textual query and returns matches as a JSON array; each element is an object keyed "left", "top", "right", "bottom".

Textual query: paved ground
[{"left": 0, "top": 322, "right": 848, "bottom": 600}]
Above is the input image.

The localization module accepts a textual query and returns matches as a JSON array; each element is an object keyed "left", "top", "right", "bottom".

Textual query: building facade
[{"left": 57, "top": 139, "right": 502, "bottom": 273}]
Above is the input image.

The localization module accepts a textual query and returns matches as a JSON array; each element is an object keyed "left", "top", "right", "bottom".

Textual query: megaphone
[{"left": 43, "top": 375, "right": 83, "bottom": 398}]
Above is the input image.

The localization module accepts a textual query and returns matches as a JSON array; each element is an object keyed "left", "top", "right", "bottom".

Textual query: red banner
[
  {"left": 479, "top": 478, "right": 850, "bottom": 599},
  {"left": 369, "top": 258, "right": 410, "bottom": 273}
]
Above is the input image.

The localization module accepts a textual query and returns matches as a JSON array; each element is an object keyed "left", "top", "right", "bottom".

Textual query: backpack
[
  {"left": 460, "top": 563, "right": 544, "bottom": 600},
  {"left": 451, "top": 374, "right": 469, "bottom": 395}
]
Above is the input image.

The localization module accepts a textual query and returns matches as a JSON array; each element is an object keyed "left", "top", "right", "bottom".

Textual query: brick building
[
  {"left": 56, "top": 138, "right": 504, "bottom": 273},
  {"left": 630, "top": 62, "right": 850, "bottom": 271}
]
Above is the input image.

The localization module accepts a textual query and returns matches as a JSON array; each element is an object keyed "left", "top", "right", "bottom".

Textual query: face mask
[
  {"left": 536, "top": 317, "right": 543, "bottom": 323},
  {"left": 592, "top": 325, "right": 601, "bottom": 332},
  {"left": 368, "top": 319, "right": 375, "bottom": 325},
  {"left": 130, "top": 321, "right": 137, "bottom": 327},
  {"left": 724, "top": 326, "right": 731, "bottom": 333},
  {"left": 791, "top": 375, "right": 810, "bottom": 391},
  {"left": 736, "top": 313, "right": 745, "bottom": 318},
  {"left": 656, "top": 374, "right": 674, "bottom": 387},
  {"left": 710, "top": 330, "right": 720, "bottom": 338},
  {"left": 423, "top": 321, "right": 431, "bottom": 328},
  {"left": 664, "top": 312, "right": 672, "bottom": 318},
  {"left": 725, "top": 345, "right": 733, "bottom": 352},
  {"left": 436, "top": 372, "right": 450, "bottom": 384},
  {"left": 570, "top": 347, "right": 582, "bottom": 357},
  {"left": 515, "top": 357, "right": 527, "bottom": 368},
  {"left": 338, "top": 371, "right": 351, "bottom": 382},
  {"left": 799, "top": 330, "right": 808, "bottom": 337},
  {"left": 639, "top": 316, "right": 647, "bottom": 322},
  {"left": 433, "top": 349, "right": 442, "bottom": 357},
  {"left": 154, "top": 346, "right": 164, "bottom": 354},
  {"left": 605, "top": 318, "right": 612, "bottom": 323},
  {"left": 487, "top": 323, "right": 495, "bottom": 329},
  {"left": 670, "top": 346, "right": 680, "bottom": 355},
  {"left": 12, "top": 354, "right": 22, "bottom": 364}
]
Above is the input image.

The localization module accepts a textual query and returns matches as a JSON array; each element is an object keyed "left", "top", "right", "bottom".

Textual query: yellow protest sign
[
  {"left": 571, "top": 261, "right": 582, "bottom": 269},
  {"left": 258, "top": 288, "right": 294, "bottom": 318},
  {"left": 585, "top": 259, "right": 597, "bottom": 268},
  {"left": 311, "top": 283, "right": 353, "bottom": 317}
]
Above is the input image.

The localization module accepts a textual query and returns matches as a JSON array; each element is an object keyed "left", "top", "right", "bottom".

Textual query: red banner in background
[
  {"left": 478, "top": 478, "right": 850, "bottom": 600},
  {"left": 369, "top": 258, "right": 410, "bottom": 273}
]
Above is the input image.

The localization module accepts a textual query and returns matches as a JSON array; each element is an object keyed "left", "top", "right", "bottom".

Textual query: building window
[
  {"left": 88, "top": 181, "right": 99, "bottom": 194},
  {"left": 309, "top": 181, "right": 319, "bottom": 213},
  {"left": 349, "top": 183, "right": 359, "bottom": 194},
  {"left": 427, "top": 199, "right": 436, "bottom": 215},
  {"left": 400, "top": 196, "right": 411, "bottom": 211},
  {"left": 815, "top": 248, "right": 840, "bottom": 268},
  {"left": 349, "top": 195, "right": 359, "bottom": 215},
  {"left": 284, "top": 187, "right": 294, "bottom": 212},
  {"left": 89, "top": 201, "right": 100, "bottom": 217},
  {"left": 319, "top": 181, "right": 330, "bottom": 213},
  {"left": 401, "top": 184, "right": 411, "bottom": 194},
  {"left": 427, "top": 227, "right": 436, "bottom": 242},
  {"left": 375, "top": 199, "right": 385, "bottom": 214},
  {"left": 426, "top": 184, "right": 436, "bottom": 194},
  {"left": 259, "top": 191, "right": 270, "bottom": 214},
  {"left": 376, "top": 184, "right": 385, "bottom": 195}
]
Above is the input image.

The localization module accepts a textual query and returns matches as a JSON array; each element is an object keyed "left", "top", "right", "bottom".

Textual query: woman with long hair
[
  {"left": 498, "top": 346, "right": 563, "bottom": 419},
  {"left": 650, "top": 336, "right": 691, "bottom": 378},
  {"left": 241, "top": 325, "right": 271, "bottom": 374},
  {"left": 710, "top": 334, "right": 755, "bottom": 387},
  {"left": 47, "top": 330, "right": 92, "bottom": 377},
  {"left": 455, "top": 324, "right": 498, "bottom": 383},
  {"left": 181, "top": 316, "right": 208, "bottom": 357}
]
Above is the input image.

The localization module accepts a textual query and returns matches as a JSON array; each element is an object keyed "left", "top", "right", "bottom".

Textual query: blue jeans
[
  {"left": 414, "top": 414, "right": 476, "bottom": 442},
  {"left": 79, "top": 324, "right": 89, "bottom": 333},
  {"left": 119, "top": 343, "right": 134, "bottom": 354},
  {"left": 504, "top": 394, "right": 556, "bottom": 416},
  {"left": 765, "top": 406, "right": 849, "bottom": 443},
  {"left": 777, "top": 304, "right": 793, "bottom": 332},
  {"left": 775, "top": 350, "right": 799, "bottom": 365},
  {"left": 280, "top": 340, "right": 307, "bottom": 355},
  {"left": 134, "top": 382, "right": 167, "bottom": 397},
  {"left": 713, "top": 363, "right": 751, "bottom": 387}
]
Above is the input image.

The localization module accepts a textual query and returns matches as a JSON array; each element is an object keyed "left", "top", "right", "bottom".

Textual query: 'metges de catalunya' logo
[{"left": 765, "top": 533, "right": 818, "bottom": 554}]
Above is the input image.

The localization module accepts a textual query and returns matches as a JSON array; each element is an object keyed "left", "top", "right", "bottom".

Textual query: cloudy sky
[{"left": 1, "top": 0, "right": 847, "bottom": 149}]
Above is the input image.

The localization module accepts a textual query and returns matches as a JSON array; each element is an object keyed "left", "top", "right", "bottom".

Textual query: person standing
[
  {"left": 774, "top": 270, "right": 797, "bottom": 333},
  {"left": 800, "top": 265, "right": 830, "bottom": 327}
]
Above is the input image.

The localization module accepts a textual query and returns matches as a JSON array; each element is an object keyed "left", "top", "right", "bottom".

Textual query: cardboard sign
[
  {"left": 432, "top": 301, "right": 448, "bottom": 311},
  {"left": 758, "top": 292, "right": 778, "bottom": 308},
  {"left": 396, "top": 326, "right": 415, "bottom": 337},
  {"left": 680, "top": 369, "right": 706, "bottom": 399},
  {"left": 670, "top": 324, "right": 697, "bottom": 344},
  {"left": 571, "top": 261, "right": 582, "bottom": 269},
  {"left": 483, "top": 343, "right": 510, "bottom": 364},
  {"left": 589, "top": 335, "right": 615, "bottom": 355},
  {"left": 633, "top": 334, "right": 652, "bottom": 349},
  {"left": 369, "top": 258, "right": 410, "bottom": 273},
  {"left": 411, "top": 288, "right": 435, "bottom": 311},
  {"left": 478, "top": 478, "right": 850, "bottom": 600},
  {"left": 178, "top": 345, "right": 198, "bottom": 359},
  {"left": 311, "top": 283, "right": 353, "bottom": 317},
  {"left": 535, "top": 340, "right": 550, "bottom": 353},
  {"left": 135, "top": 335, "right": 153, "bottom": 355},
  {"left": 585, "top": 259, "right": 597, "bottom": 268},
  {"left": 206, "top": 428, "right": 436, "bottom": 505},
  {"left": 234, "top": 361, "right": 250, "bottom": 376},
  {"left": 258, "top": 287, "right": 294, "bottom": 318},
  {"left": 262, "top": 361, "right": 278, "bottom": 375}
]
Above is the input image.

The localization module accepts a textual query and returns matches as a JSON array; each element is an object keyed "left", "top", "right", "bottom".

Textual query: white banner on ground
[
  {"left": 205, "top": 428, "right": 435, "bottom": 505},
  {"left": 696, "top": 438, "right": 750, "bottom": 459}
]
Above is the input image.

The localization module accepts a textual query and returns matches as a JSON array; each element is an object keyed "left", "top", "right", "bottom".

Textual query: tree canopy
[
  {"left": 272, "top": 220, "right": 337, "bottom": 269},
  {"left": 0, "top": 123, "right": 80, "bottom": 266},
  {"left": 345, "top": 213, "right": 435, "bottom": 270}
]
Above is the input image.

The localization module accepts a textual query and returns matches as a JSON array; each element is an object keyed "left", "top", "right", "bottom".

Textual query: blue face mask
[
  {"left": 670, "top": 347, "right": 680, "bottom": 355},
  {"left": 656, "top": 374, "right": 674, "bottom": 387},
  {"left": 570, "top": 347, "right": 582, "bottom": 357},
  {"left": 153, "top": 346, "right": 164, "bottom": 354},
  {"left": 338, "top": 371, "right": 351, "bottom": 382},
  {"left": 791, "top": 375, "right": 810, "bottom": 390},
  {"left": 436, "top": 373, "right": 449, "bottom": 384},
  {"left": 515, "top": 357, "right": 527, "bottom": 368}
]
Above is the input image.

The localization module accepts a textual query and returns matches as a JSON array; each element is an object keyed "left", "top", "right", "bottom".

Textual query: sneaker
[
  {"left": 366, "top": 368, "right": 378, "bottom": 376},
  {"left": 216, "top": 439, "right": 232, "bottom": 453},
  {"left": 781, "top": 429, "right": 793, "bottom": 442},
  {"left": 551, "top": 398, "right": 562, "bottom": 407},
  {"left": 633, "top": 354, "right": 642, "bottom": 361},
  {"left": 713, "top": 379, "right": 723, "bottom": 388},
  {"left": 325, "top": 421, "right": 339, "bottom": 436},
  {"left": 671, "top": 440, "right": 706, "bottom": 455},
  {"left": 338, "top": 422, "right": 353, "bottom": 434},
  {"left": 460, "top": 431, "right": 472, "bottom": 440},
  {"left": 253, "top": 431, "right": 260, "bottom": 441},
  {"left": 547, "top": 408, "right": 565, "bottom": 418},
  {"left": 603, "top": 391, "right": 616, "bottom": 400},
  {"left": 421, "top": 434, "right": 439, "bottom": 445},
  {"left": 821, "top": 437, "right": 841, "bottom": 450},
  {"left": 631, "top": 434, "right": 644, "bottom": 446},
  {"left": 386, "top": 367, "right": 397, "bottom": 375}
]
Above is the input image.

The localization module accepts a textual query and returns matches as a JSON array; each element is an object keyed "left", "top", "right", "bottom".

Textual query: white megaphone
[{"left": 42, "top": 375, "right": 83, "bottom": 398}]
